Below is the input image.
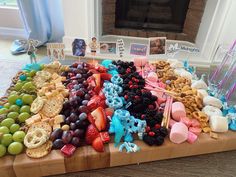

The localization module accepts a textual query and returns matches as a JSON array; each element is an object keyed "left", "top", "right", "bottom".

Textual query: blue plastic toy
[
  {"left": 227, "top": 107, "right": 236, "bottom": 131},
  {"left": 101, "top": 59, "right": 118, "bottom": 76},
  {"left": 119, "top": 142, "right": 140, "bottom": 153}
]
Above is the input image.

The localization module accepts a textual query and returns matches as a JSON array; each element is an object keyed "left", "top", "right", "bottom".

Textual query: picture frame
[
  {"left": 99, "top": 42, "right": 117, "bottom": 54},
  {"left": 149, "top": 37, "right": 166, "bottom": 55},
  {"left": 130, "top": 43, "right": 148, "bottom": 56}
]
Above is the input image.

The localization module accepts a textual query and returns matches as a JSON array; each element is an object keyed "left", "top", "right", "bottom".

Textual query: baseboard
[{"left": 0, "top": 27, "right": 27, "bottom": 39}]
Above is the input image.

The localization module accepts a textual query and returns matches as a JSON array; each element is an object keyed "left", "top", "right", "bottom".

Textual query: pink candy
[
  {"left": 133, "top": 57, "right": 148, "bottom": 67},
  {"left": 187, "top": 131, "right": 198, "bottom": 144},
  {"left": 170, "top": 122, "right": 188, "bottom": 144},
  {"left": 180, "top": 117, "right": 192, "bottom": 127},
  {"left": 147, "top": 72, "right": 158, "bottom": 82},
  {"left": 189, "top": 127, "right": 202, "bottom": 136},
  {"left": 171, "top": 102, "right": 186, "bottom": 121}
]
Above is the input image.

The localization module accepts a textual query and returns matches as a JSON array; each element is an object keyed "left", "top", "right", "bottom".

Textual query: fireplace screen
[{"left": 115, "top": 0, "right": 190, "bottom": 33}]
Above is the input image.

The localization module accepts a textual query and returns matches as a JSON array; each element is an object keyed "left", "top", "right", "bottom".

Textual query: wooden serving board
[{"left": 1, "top": 131, "right": 236, "bottom": 177}]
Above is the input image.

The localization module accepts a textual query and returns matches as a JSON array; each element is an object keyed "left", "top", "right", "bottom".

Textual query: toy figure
[
  {"left": 89, "top": 37, "right": 99, "bottom": 55},
  {"left": 72, "top": 39, "right": 86, "bottom": 57},
  {"left": 27, "top": 39, "right": 39, "bottom": 63}
]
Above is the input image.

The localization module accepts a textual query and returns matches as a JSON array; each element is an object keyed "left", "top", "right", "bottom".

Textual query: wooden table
[{"left": 1, "top": 131, "right": 236, "bottom": 177}]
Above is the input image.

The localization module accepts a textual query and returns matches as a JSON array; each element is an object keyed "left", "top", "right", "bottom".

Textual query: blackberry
[
  {"left": 143, "top": 135, "right": 155, "bottom": 146},
  {"left": 154, "top": 136, "right": 164, "bottom": 146}
]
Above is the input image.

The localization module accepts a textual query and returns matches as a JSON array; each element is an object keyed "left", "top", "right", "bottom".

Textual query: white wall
[{"left": 217, "top": 0, "right": 236, "bottom": 46}]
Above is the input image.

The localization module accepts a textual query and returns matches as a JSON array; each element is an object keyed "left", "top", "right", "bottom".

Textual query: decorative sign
[
  {"left": 99, "top": 42, "right": 117, "bottom": 54},
  {"left": 167, "top": 42, "right": 200, "bottom": 57},
  {"left": 130, "top": 43, "right": 148, "bottom": 56},
  {"left": 47, "top": 43, "right": 65, "bottom": 60},
  {"left": 72, "top": 39, "right": 86, "bottom": 57},
  {"left": 149, "top": 37, "right": 166, "bottom": 55},
  {"left": 117, "top": 39, "right": 125, "bottom": 58}
]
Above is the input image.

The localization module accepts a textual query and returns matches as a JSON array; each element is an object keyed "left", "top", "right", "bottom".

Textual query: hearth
[{"left": 102, "top": 0, "right": 206, "bottom": 42}]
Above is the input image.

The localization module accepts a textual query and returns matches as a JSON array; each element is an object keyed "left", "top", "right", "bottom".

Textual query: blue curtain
[{"left": 17, "top": 0, "right": 64, "bottom": 44}]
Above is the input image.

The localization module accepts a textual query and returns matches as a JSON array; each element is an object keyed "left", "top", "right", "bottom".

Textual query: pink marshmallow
[
  {"left": 180, "top": 117, "right": 192, "bottom": 127},
  {"left": 147, "top": 72, "right": 158, "bottom": 82},
  {"left": 133, "top": 57, "right": 148, "bottom": 67},
  {"left": 169, "top": 119, "right": 177, "bottom": 128},
  {"left": 189, "top": 127, "right": 202, "bottom": 136},
  {"left": 171, "top": 102, "right": 186, "bottom": 121},
  {"left": 187, "top": 131, "right": 198, "bottom": 144},
  {"left": 190, "top": 119, "right": 201, "bottom": 127},
  {"left": 170, "top": 122, "right": 188, "bottom": 144}
]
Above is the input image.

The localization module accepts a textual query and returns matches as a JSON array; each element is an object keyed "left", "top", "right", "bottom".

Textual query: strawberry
[
  {"left": 93, "top": 74, "right": 101, "bottom": 87},
  {"left": 99, "top": 132, "right": 110, "bottom": 143},
  {"left": 105, "top": 108, "right": 114, "bottom": 117},
  {"left": 98, "top": 90, "right": 106, "bottom": 100},
  {"left": 91, "top": 107, "right": 106, "bottom": 131},
  {"left": 87, "top": 113, "right": 95, "bottom": 125},
  {"left": 87, "top": 95, "right": 101, "bottom": 111},
  {"left": 88, "top": 69, "right": 99, "bottom": 74},
  {"left": 95, "top": 65, "right": 107, "bottom": 73},
  {"left": 85, "top": 124, "right": 99, "bottom": 144},
  {"left": 92, "top": 137, "right": 104, "bottom": 152},
  {"left": 100, "top": 73, "right": 112, "bottom": 81}
]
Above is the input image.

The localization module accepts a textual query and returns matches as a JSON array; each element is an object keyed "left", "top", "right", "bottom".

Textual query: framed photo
[
  {"left": 47, "top": 43, "right": 65, "bottom": 60},
  {"left": 130, "top": 43, "right": 148, "bottom": 56},
  {"left": 72, "top": 39, "right": 86, "bottom": 57},
  {"left": 149, "top": 37, "right": 166, "bottom": 55},
  {"left": 99, "top": 42, "right": 117, "bottom": 54}
]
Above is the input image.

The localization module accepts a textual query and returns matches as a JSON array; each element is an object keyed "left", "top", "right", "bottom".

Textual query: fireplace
[{"left": 102, "top": 0, "right": 206, "bottom": 42}]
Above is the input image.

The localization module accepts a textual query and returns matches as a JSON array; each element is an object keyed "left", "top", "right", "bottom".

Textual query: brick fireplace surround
[{"left": 102, "top": 0, "right": 206, "bottom": 42}]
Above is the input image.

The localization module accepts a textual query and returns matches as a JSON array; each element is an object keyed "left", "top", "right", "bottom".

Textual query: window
[{"left": 0, "top": 0, "right": 17, "bottom": 7}]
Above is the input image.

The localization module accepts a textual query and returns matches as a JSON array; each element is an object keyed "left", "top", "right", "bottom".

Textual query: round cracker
[
  {"left": 40, "top": 95, "right": 63, "bottom": 117},
  {"left": 30, "top": 97, "right": 45, "bottom": 114},
  {"left": 28, "top": 122, "right": 52, "bottom": 136},
  {"left": 26, "top": 141, "right": 52, "bottom": 159}
]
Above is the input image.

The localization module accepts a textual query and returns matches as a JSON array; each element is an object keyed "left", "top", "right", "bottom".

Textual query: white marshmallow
[
  {"left": 209, "top": 115, "right": 228, "bottom": 133},
  {"left": 197, "top": 89, "right": 209, "bottom": 98},
  {"left": 203, "top": 96, "right": 223, "bottom": 109},
  {"left": 191, "top": 80, "right": 208, "bottom": 90},
  {"left": 202, "top": 105, "right": 222, "bottom": 118}
]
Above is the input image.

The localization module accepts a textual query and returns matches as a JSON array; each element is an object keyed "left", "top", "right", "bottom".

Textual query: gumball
[
  {"left": 15, "top": 99, "right": 23, "bottom": 106},
  {"left": 19, "top": 75, "right": 27, "bottom": 81},
  {"left": 0, "top": 106, "right": 3, "bottom": 109}
]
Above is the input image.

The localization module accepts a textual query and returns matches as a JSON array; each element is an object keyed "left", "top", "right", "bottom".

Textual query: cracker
[
  {"left": 26, "top": 141, "right": 52, "bottom": 159},
  {"left": 28, "top": 122, "right": 52, "bottom": 136},
  {"left": 30, "top": 97, "right": 45, "bottom": 114},
  {"left": 40, "top": 95, "right": 63, "bottom": 117}
]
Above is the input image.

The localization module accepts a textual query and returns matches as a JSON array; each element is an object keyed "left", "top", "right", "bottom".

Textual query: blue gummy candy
[
  {"left": 15, "top": 99, "right": 23, "bottom": 106},
  {"left": 101, "top": 60, "right": 113, "bottom": 68},
  {"left": 19, "top": 75, "right": 27, "bottom": 81}
]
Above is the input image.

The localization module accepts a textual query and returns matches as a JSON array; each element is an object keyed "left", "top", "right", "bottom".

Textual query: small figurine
[
  {"left": 27, "top": 39, "right": 39, "bottom": 63},
  {"left": 89, "top": 37, "right": 99, "bottom": 55},
  {"left": 72, "top": 39, "right": 86, "bottom": 57}
]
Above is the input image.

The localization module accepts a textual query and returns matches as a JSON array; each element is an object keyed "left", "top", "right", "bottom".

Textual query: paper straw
[
  {"left": 210, "top": 40, "right": 236, "bottom": 81},
  {"left": 226, "top": 82, "right": 236, "bottom": 101}
]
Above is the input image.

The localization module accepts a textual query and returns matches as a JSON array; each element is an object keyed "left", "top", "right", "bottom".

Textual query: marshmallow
[
  {"left": 187, "top": 131, "right": 198, "bottom": 144},
  {"left": 170, "top": 122, "right": 188, "bottom": 144},
  {"left": 191, "top": 80, "right": 208, "bottom": 90},
  {"left": 202, "top": 105, "right": 222, "bottom": 118},
  {"left": 133, "top": 57, "right": 148, "bottom": 67},
  {"left": 147, "top": 72, "right": 158, "bottom": 82},
  {"left": 180, "top": 117, "right": 192, "bottom": 127},
  {"left": 190, "top": 119, "right": 201, "bottom": 128},
  {"left": 180, "top": 70, "right": 193, "bottom": 80},
  {"left": 203, "top": 96, "right": 223, "bottom": 109},
  {"left": 167, "top": 59, "right": 182, "bottom": 68},
  {"left": 189, "top": 127, "right": 202, "bottom": 136},
  {"left": 197, "top": 89, "right": 209, "bottom": 98},
  {"left": 169, "top": 119, "right": 177, "bottom": 128},
  {"left": 172, "top": 102, "right": 186, "bottom": 121},
  {"left": 209, "top": 115, "right": 228, "bottom": 132}
]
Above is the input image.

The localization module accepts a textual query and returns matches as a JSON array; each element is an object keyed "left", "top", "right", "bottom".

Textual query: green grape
[
  {"left": 8, "top": 94, "right": 19, "bottom": 104},
  {"left": 0, "top": 108, "right": 9, "bottom": 115},
  {"left": 7, "top": 112, "right": 19, "bottom": 120},
  {"left": 14, "top": 83, "right": 23, "bottom": 91},
  {"left": 12, "top": 131, "right": 25, "bottom": 143},
  {"left": 22, "top": 94, "right": 33, "bottom": 105},
  {"left": 22, "top": 82, "right": 34, "bottom": 91},
  {"left": 9, "top": 91, "right": 18, "bottom": 95},
  {"left": 3, "top": 103, "right": 11, "bottom": 109},
  {"left": 9, "top": 105, "right": 20, "bottom": 112},
  {"left": 18, "top": 112, "right": 30, "bottom": 123},
  {"left": 7, "top": 142, "right": 23, "bottom": 155},
  {"left": 1, "top": 118, "right": 15, "bottom": 128},
  {"left": 1, "top": 134, "right": 13, "bottom": 146},
  {"left": 10, "top": 124, "right": 20, "bottom": 134},
  {"left": 0, "top": 144, "right": 6, "bottom": 157},
  {"left": 0, "top": 126, "right": 9, "bottom": 134},
  {"left": 20, "top": 105, "right": 30, "bottom": 113},
  {"left": 29, "top": 70, "right": 36, "bottom": 77},
  {"left": 26, "top": 77, "right": 32, "bottom": 81}
]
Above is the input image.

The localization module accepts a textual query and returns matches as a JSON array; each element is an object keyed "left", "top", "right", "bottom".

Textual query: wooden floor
[{"left": 51, "top": 150, "right": 236, "bottom": 177}]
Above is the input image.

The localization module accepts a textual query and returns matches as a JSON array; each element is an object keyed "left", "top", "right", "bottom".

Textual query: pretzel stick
[{"left": 166, "top": 96, "right": 173, "bottom": 129}]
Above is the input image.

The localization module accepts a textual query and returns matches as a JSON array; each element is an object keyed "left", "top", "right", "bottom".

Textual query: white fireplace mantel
[{"left": 62, "top": 0, "right": 236, "bottom": 67}]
